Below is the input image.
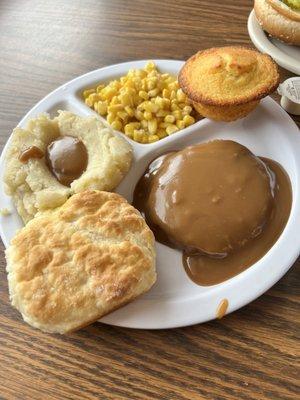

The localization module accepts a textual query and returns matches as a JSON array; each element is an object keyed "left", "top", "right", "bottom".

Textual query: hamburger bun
[{"left": 254, "top": 0, "right": 300, "bottom": 45}]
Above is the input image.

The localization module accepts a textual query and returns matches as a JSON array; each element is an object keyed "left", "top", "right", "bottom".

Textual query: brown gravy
[
  {"left": 19, "top": 146, "right": 44, "bottom": 163},
  {"left": 216, "top": 299, "right": 228, "bottom": 319},
  {"left": 46, "top": 136, "right": 88, "bottom": 187},
  {"left": 133, "top": 140, "right": 292, "bottom": 286}
]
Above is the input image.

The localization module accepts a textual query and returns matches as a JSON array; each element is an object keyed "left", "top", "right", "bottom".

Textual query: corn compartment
[{"left": 82, "top": 62, "right": 196, "bottom": 143}]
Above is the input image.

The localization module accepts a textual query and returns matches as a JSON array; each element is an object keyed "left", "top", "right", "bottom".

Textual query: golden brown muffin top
[{"left": 179, "top": 47, "right": 280, "bottom": 106}]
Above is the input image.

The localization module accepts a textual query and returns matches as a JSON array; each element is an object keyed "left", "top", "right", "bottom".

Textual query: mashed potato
[{"left": 4, "top": 111, "right": 132, "bottom": 223}]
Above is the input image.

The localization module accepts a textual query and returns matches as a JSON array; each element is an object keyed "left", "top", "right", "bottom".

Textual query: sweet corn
[
  {"left": 117, "top": 111, "right": 129, "bottom": 121},
  {"left": 111, "top": 120, "right": 123, "bottom": 131},
  {"left": 172, "top": 110, "right": 183, "bottom": 120},
  {"left": 176, "top": 120, "right": 185, "bottom": 130},
  {"left": 166, "top": 124, "right": 179, "bottom": 135},
  {"left": 144, "top": 111, "right": 152, "bottom": 121},
  {"left": 148, "top": 119, "right": 158, "bottom": 135},
  {"left": 164, "top": 115, "right": 175, "bottom": 124},
  {"left": 183, "top": 115, "right": 195, "bottom": 126},
  {"left": 107, "top": 113, "right": 115, "bottom": 124},
  {"left": 176, "top": 88, "right": 186, "bottom": 102},
  {"left": 124, "top": 106, "right": 134, "bottom": 117},
  {"left": 83, "top": 88, "right": 95, "bottom": 98},
  {"left": 97, "top": 101, "right": 108, "bottom": 115},
  {"left": 148, "top": 135, "right": 159, "bottom": 143},
  {"left": 139, "top": 90, "right": 149, "bottom": 100},
  {"left": 141, "top": 119, "right": 148, "bottom": 129},
  {"left": 82, "top": 61, "right": 195, "bottom": 142}
]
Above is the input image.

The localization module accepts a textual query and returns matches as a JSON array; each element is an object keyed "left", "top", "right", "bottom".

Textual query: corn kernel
[
  {"left": 108, "top": 104, "right": 123, "bottom": 113},
  {"left": 144, "top": 102, "right": 159, "bottom": 113},
  {"left": 124, "top": 106, "right": 134, "bottom": 117},
  {"left": 117, "top": 111, "right": 129, "bottom": 121},
  {"left": 172, "top": 110, "right": 183, "bottom": 120},
  {"left": 164, "top": 115, "right": 175, "bottom": 124},
  {"left": 144, "top": 111, "right": 152, "bottom": 121},
  {"left": 110, "top": 96, "right": 119, "bottom": 105},
  {"left": 83, "top": 88, "right": 95, "bottom": 98},
  {"left": 103, "top": 88, "right": 117, "bottom": 99},
  {"left": 148, "top": 135, "right": 159, "bottom": 143},
  {"left": 162, "top": 89, "right": 170, "bottom": 99},
  {"left": 171, "top": 103, "right": 180, "bottom": 111},
  {"left": 157, "top": 129, "right": 168, "bottom": 139},
  {"left": 148, "top": 88, "right": 159, "bottom": 97},
  {"left": 176, "top": 120, "right": 185, "bottom": 130},
  {"left": 111, "top": 120, "right": 123, "bottom": 131},
  {"left": 154, "top": 96, "right": 164, "bottom": 108},
  {"left": 166, "top": 124, "right": 179, "bottom": 135},
  {"left": 135, "top": 110, "right": 144, "bottom": 120},
  {"left": 119, "top": 93, "right": 132, "bottom": 106},
  {"left": 148, "top": 119, "right": 158, "bottom": 135},
  {"left": 183, "top": 115, "right": 195, "bottom": 126},
  {"left": 96, "top": 84, "right": 105, "bottom": 93},
  {"left": 145, "top": 61, "right": 155, "bottom": 71},
  {"left": 89, "top": 93, "right": 100, "bottom": 103},
  {"left": 162, "top": 98, "right": 171, "bottom": 109},
  {"left": 182, "top": 105, "right": 193, "bottom": 115},
  {"left": 139, "top": 90, "right": 149, "bottom": 100},
  {"left": 176, "top": 89, "right": 186, "bottom": 102},
  {"left": 125, "top": 122, "right": 140, "bottom": 134},
  {"left": 156, "top": 110, "right": 168, "bottom": 118},
  {"left": 133, "top": 129, "right": 145, "bottom": 142},
  {"left": 97, "top": 101, "right": 108, "bottom": 115},
  {"left": 159, "top": 122, "right": 168, "bottom": 129},
  {"left": 170, "top": 90, "right": 177, "bottom": 100},
  {"left": 107, "top": 113, "right": 115, "bottom": 124},
  {"left": 141, "top": 119, "right": 148, "bottom": 129},
  {"left": 85, "top": 97, "right": 94, "bottom": 107},
  {"left": 169, "top": 81, "right": 179, "bottom": 91}
]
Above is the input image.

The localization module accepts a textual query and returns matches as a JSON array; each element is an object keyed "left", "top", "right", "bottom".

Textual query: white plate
[
  {"left": 1, "top": 60, "right": 300, "bottom": 329},
  {"left": 248, "top": 9, "right": 300, "bottom": 75}
]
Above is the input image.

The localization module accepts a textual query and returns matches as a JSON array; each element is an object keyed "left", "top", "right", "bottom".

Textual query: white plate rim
[
  {"left": 248, "top": 9, "right": 300, "bottom": 75},
  {"left": 0, "top": 59, "right": 300, "bottom": 330}
]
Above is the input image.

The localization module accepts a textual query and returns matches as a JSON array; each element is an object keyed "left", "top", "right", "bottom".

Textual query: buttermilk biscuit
[
  {"left": 4, "top": 111, "right": 132, "bottom": 223},
  {"left": 6, "top": 190, "right": 156, "bottom": 334},
  {"left": 179, "top": 46, "right": 279, "bottom": 121}
]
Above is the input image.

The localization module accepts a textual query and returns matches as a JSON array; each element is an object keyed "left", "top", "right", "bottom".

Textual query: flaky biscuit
[
  {"left": 4, "top": 112, "right": 132, "bottom": 223},
  {"left": 6, "top": 190, "right": 156, "bottom": 334}
]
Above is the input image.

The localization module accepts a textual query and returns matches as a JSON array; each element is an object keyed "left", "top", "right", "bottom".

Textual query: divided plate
[
  {"left": 1, "top": 60, "right": 300, "bottom": 329},
  {"left": 248, "top": 10, "right": 300, "bottom": 75}
]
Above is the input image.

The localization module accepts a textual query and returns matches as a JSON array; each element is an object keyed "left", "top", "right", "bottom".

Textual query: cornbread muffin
[
  {"left": 6, "top": 190, "right": 156, "bottom": 334},
  {"left": 4, "top": 111, "right": 132, "bottom": 223},
  {"left": 179, "top": 47, "right": 280, "bottom": 121},
  {"left": 254, "top": 0, "right": 300, "bottom": 45}
]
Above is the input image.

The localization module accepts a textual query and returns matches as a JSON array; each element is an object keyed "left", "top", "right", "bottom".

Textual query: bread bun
[{"left": 254, "top": 0, "right": 300, "bottom": 45}]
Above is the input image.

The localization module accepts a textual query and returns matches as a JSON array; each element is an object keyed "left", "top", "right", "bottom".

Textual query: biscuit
[
  {"left": 179, "top": 46, "right": 279, "bottom": 108},
  {"left": 6, "top": 190, "right": 156, "bottom": 334},
  {"left": 4, "top": 112, "right": 133, "bottom": 223}
]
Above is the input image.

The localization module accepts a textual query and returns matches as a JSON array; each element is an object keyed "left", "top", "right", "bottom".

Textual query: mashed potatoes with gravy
[{"left": 4, "top": 111, "right": 132, "bottom": 223}]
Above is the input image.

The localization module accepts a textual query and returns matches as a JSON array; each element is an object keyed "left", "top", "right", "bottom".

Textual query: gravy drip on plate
[
  {"left": 19, "top": 146, "right": 44, "bottom": 163},
  {"left": 46, "top": 136, "right": 88, "bottom": 187},
  {"left": 133, "top": 140, "right": 292, "bottom": 286},
  {"left": 216, "top": 299, "right": 229, "bottom": 319}
]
